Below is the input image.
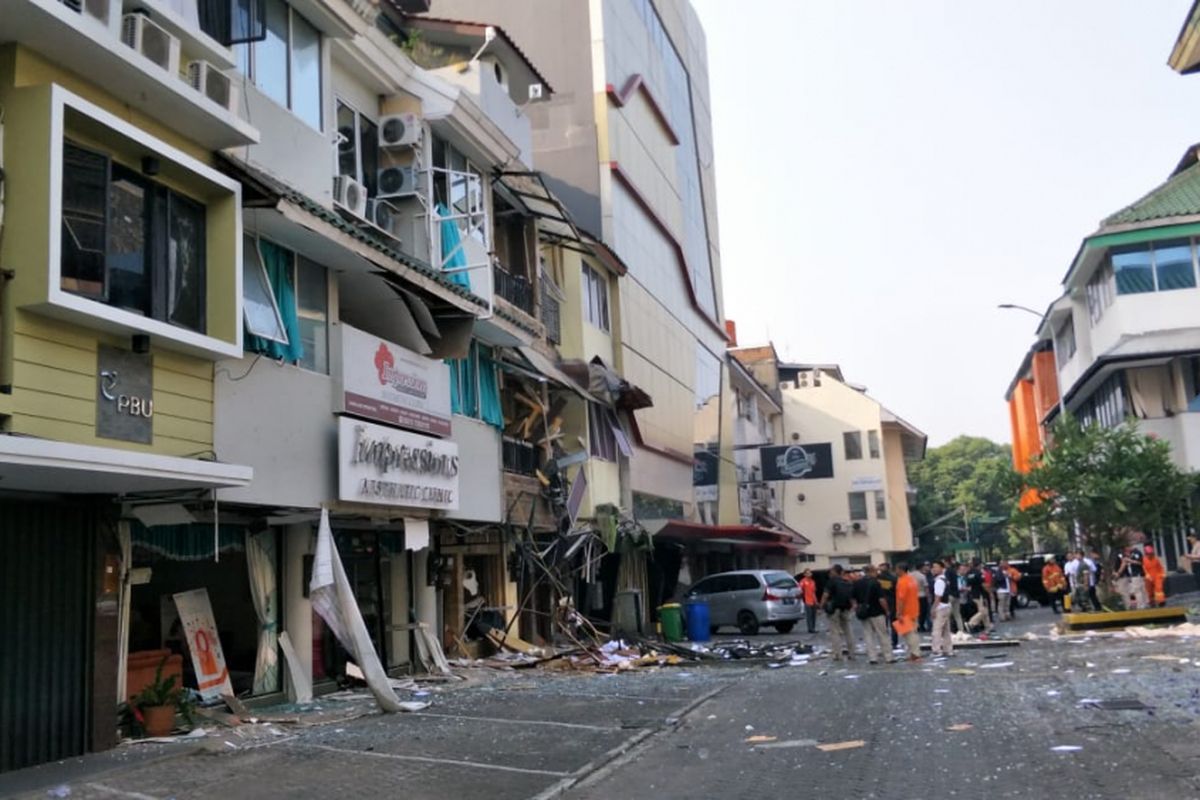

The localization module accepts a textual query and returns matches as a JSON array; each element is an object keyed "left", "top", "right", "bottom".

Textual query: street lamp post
[{"left": 997, "top": 303, "right": 1067, "bottom": 418}]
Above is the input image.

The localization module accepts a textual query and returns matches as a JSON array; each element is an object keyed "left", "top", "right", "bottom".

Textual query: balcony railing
[
  {"left": 540, "top": 286, "right": 561, "bottom": 344},
  {"left": 502, "top": 436, "right": 539, "bottom": 475},
  {"left": 494, "top": 265, "right": 535, "bottom": 316}
]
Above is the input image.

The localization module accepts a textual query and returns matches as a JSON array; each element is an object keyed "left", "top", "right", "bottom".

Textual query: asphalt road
[{"left": 5, "top": 604, "right": 1200, "bottom": 800}]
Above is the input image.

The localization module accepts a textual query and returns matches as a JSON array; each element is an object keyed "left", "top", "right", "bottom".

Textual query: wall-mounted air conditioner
[
  {"left": 851, "top": 521, "right": 868, "bottom": 534},
  {"left": 122, "top": 13, "right": 181, "bottom": 75},
  {"left": 831, "top": 522, "right": 846, "bottom": 536},
  {"left": 379, "top": 113, "right": 422, "bottom": 148},
  {"left": 780, "top": 380, "right": 795, "bottom": 390},
  {"left": 333, "top": 175, "right": 368, "bottom": 219},
  {"left": 367, "top": 199, "right": 403, "bottom": 241},
  {"left": 187, "top": 61, "right": 236, "bottom": 112},
  {"left": 377, "top": 165, "right": 419, "bottom": 199}
]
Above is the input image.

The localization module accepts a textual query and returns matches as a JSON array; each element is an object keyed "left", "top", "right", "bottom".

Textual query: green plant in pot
[{"left": 131, "top": 656, "right": 192, "bottom": 737}]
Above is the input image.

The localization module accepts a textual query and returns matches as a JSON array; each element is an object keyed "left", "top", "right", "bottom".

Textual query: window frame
[
  {"left": 582, "top": 262, "right": 611, "bottom": 332},
  {"left": 848, "top": 491, "right": 868, "bottom": 521},
  {"left": 867, "top": 429, "right": 881, "bottom": 459},
  {"left": 241, "top": 235, "right": 290, "bottom": 344},
  {"left": 235, "top": 0, "right": 323, "bottom": 131},
  {"left": 588, "top": 400, "right": 618, "bottom": 461},
  {"left": 335, "top": 98, "right": 378, "bottom": 196},
  {"left": 293, "top": 253, "right": 329, "bottom": 374},
  {"left": 1054, "top": 315, "right": 1076, "bottom": 361},
  {"left": 873, "top": 490, "right": 887, "bottom": 519},
  {"left": 61, "top": 140, "right": 208, "bottom": 334},
  {"left": 1110, "top": 239, "right": 1200, "bottom": 297},
  {"left": 843, "top": 430, "right": 863, "bottom": 460}
]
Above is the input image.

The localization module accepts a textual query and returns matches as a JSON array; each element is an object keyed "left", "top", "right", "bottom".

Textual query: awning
[
  {"left": 515, "top": 346, "right": 596, "bottom": 402},
  {"left": 0, "top": 435, "right": 252, "bottom": 494},
  {"left": 494, "top": 172, "right": 581, "bottom": 243},
  {"left": 655, "top": 520, "right": 808, "bottom": 556}
]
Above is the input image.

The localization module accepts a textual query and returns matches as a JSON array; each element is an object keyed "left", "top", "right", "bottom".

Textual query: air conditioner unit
[
  {"left": 831, "top": 522, "right": 845, "bottom": 536},
  {"left": 780, "top": 381, "right": 795, "bottom": 390},
  {"left": 187, "top": 61, "right": 236, "bottom": 111},
  {"left": 367, "top": 199, "right": 403, "bottom": 241},
  {"left": 122, "top": 14, "right": 181, "bottom": 75},
  {"left": 333, "top": 175, "right": 368, "bottom": 219},
  {"left": 851, "top": 521, "right": 868, "bottom": 534},
  {"left": 379, "top": 113, "right": 422, "bottom": 148},
  {"left": 77, "top": 0, "right": 122, "bottom": 35},
  {"left": 377, "top": 165, "right": 419, "bottom": 199}
]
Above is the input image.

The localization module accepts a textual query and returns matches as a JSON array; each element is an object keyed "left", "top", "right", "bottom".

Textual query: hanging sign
[
  {"left": 96, "top": 345, "right": 153, "bottom": 444},
  {"left": 172, "top": 588, "right": 233, "bottom": 702},
  {"left": 337, "top": 324, "right": 451, "bottom": 436},
  {"left": 759, "top": 443, "right": 835, "bottom": 481},
  {"left": 850, "top": 475, "right": 885, "bottom": 491},
  {"left": 338, "top": 417, "right": 460, "bottom": 510}
]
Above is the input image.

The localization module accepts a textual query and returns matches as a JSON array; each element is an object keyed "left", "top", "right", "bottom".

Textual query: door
[{"left": 0, "top": 500, "right": 96, "bottom": 773}]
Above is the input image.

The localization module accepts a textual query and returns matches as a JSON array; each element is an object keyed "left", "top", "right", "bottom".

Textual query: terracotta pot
[{"left": 141, "top": 705, "right": 176, "bottom": 737}]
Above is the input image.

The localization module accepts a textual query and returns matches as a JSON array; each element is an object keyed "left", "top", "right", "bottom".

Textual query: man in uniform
[
  {"left": 877, "top": 563, "right": 899, "bottom": 650},
  {"left": 893, "top": 562, "right": 922, "bottom": 662},
  {"left": 930, "top": 561, "right": 953, "bottom": 657},
  {"left": 820, "top": 565, "right": 855, "bottom": 662},
  {"left": 852, "top": 565, "right": 894, "bottom": 665}
]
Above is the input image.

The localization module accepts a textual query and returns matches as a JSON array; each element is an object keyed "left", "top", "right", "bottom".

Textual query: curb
[{"left": 525, "top": 682, "right": 730, "bottom": 800}]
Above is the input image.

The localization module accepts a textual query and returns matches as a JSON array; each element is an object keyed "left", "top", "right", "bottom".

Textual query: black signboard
[
  {"left": 96, "top": 345, "right": 154, "bottom": 444},
  {"left": 760, "top": 443, "right": 834, "bottom": 481},
  {"left": 693, "top": 446, "right": 719, "bottom": 487}
]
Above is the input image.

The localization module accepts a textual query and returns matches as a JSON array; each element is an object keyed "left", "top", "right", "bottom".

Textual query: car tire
[
  {"left": 1016, "top": 591, "right": 1031, "bottom": 609},
  {"left": 774, "top": 621, "right": 796, "bottom": 634},
  {"left": 737, "top": 610, "right": 759, "bottom": 635},
  {"left": 710, "top": 625, "right": 719, "bottom": 635}
]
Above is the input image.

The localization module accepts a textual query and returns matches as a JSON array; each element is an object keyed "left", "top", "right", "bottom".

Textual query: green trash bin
[{"left": 659, "top": 603, "right": 684, "bottom": 642}]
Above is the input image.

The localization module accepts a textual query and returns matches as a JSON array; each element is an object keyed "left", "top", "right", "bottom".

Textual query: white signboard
[
  {"left": 850, "top": 475, "right": 885, "bottom": 491},
  {"left": 338, "top": 417, "right": 460, "bottom": 510},
  {"left": 339, "top": 324, "right": 451, "bottom": 437},
  {"left": 172, "top": 588, "right": 233, "bottom": 702}
]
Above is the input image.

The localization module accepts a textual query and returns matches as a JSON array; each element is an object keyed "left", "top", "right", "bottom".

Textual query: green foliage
[
  {"left": 130, "top": 655, "right": 194, "bottom": 723},
  {"left": 1014, "top": 416, "right": 1197, "bottom": 556},
  {"left": 909, "top": 436, "right": 1020, "bottom": 560}
]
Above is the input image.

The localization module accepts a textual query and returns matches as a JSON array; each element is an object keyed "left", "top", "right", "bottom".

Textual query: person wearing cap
[
  {"left": 1143, "top": 545, "right": 1166, "bottom": 608},
  {"left": 1041, "top": 555, "right": 1066, "bottom": 614}
]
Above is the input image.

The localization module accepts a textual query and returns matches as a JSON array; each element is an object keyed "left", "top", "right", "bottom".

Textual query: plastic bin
[
  {"left": 659, "top": 603, "right": 684, "bottom": 642},
  {"left": 684, "top": 599, "right": 711, "bottom": 642}
]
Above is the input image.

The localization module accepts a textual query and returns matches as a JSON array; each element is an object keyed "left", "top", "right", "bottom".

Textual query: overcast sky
[{"left": 691, "top": 0, "right": 1200, "bottom": 446}]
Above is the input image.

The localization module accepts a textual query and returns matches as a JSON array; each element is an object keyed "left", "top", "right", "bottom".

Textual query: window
[
  {"left": 1054, "top": 315, "right": 1076, "bottom": 361},
  {"left": 243, "top": 238, "right": 326, "bottom": 373},
  {"left": 1078, "top": 372, "right": 1128, "bottom": 429},
  {"left": 198, "top": 0, "right": 268, "bottom": 46},
  {"left": 235, "top": 0, "right": 322, "bottom": 130},
  {"left": 843, "top": 431, "right": 863, "bottom": 460},
  {"left": 1086, "top": 263, "right": 1114, "bottom": 324},
  {"left": 589, "top": 401, "right": 618, "bottom": 461},
  {"left": 1111, "top": 239, "right": 1198, "bottom": 296},
  {"left": 242, "top": 235, "right": 288, "bottom": 343},
  {"left": 874, "top": 490, "right": 887, "bottom": 519},
  {"left": 867, "top": 430, "right": 881, "bottom": 459},
  {"left": 335, "top": 101, "right": 379, "bottom": 197},
  {"left": 447, "top": 342, "right": 503, "bottom": 428},
  {"left": 61, "top": 142, "right": 206, "bottom": 333},
  {"left": 294, "top": 255, "right": 327, "bottom": 374},
  {"left": 848, "top": 491, "right": 868, "bottom": 521},
  {"left": 582, "top": 263, "right": 610, "bottom": 331}
]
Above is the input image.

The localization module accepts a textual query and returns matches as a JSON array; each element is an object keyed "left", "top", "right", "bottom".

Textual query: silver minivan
[{"left": 684, "top": 570, "right": 803, "bottom": 635}]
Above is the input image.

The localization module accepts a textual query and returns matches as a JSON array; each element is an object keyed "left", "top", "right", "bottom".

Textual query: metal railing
[
  {"left": 494, "top": 264, "right": 534, "bottom": 315},
  {"left": 502, "top": 436, "right": 539, "bottom": 475},
  {"left": 540, "top": 286, "right": 561, "bottom": 344}
]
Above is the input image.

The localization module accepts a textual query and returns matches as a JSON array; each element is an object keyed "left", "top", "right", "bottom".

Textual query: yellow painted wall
[{"left": 882, "top": 427, "right": 915, "bottom": 552}]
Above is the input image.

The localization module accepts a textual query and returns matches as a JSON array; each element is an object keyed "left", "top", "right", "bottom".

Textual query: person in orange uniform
[
  {"left": 1143, "top": 545, "right": 1167, "bottom": 607},
  {"left": 799, "top": 570, "right": 819, "bottom": 634},
  {"left": 893, "top": 562, "right": 922, "bottom": 661},
  {"left": 1042, "top": 556, "right": 1067, "bottom": 614}
]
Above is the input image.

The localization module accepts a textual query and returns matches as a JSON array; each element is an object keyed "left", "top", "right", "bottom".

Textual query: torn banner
[{"left": 310, "top": 509, "right": 403, "bottom": 712}]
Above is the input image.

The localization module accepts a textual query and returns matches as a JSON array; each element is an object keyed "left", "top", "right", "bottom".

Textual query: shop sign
[
  {"left": 338, "top": 325, "right": 451, "bottom": 437},
  {"left": 759, "top": 443, "right": 834, "bottom": 481},
  {"left": 96, "top": 345, "right": 153, "bottom": 444},
  {"left": 338, "top": 417, "right": 460, "bottom": 510},
  {"left": 850, "top": 475, "right": 885, "bottom": 491},
  {"left": 172, "top": 588, "right": 233, "bottom": 701}
]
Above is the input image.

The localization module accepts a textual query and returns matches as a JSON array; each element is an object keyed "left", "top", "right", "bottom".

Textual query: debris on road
[
  {"left": 946, "top": 723, "right": 973, "bottom": 732},
  {"left": 816, "top": 740, "right": 866, "bottom": 752},
  {"left": 744, "top": 735, "right": 777, "bottom": 743}
]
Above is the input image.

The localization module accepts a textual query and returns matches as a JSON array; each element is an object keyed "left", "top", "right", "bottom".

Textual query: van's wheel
[
  {"left": 710, "top": 625, "right": 719, "bottom": 635},
  {"left": 737, "top": 610, "right": 760, "bottom": 635},
  {"left": 1016, "top": 591, "right": 1031, "bottom": 608},
  {"left": 774, "top": 621, "right": 796, "bottom": 634}
]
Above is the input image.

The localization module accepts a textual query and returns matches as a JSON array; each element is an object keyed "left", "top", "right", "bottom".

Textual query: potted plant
[{"left": 131, "top": 656, "right": 189, "bottom": 737}]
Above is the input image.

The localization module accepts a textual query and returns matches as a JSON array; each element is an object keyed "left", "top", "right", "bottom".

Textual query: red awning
[{"left": 656, "top": 521, "right": 808, "bottom": 556}]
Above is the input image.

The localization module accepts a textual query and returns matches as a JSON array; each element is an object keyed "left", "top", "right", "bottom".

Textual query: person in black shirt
[
  {"left": 820, "top": 565, "right": 855, "bottom": 662},
  {"left": 852, "top": 565, "right": 893, "bottom": 664},
  {"left": 917, "top": 563, "right": 932, "bottom": 632},
  {"left": 966, "top": 558, "right": 993, "bottom": 634},
  {"left": 1116, "top": 543, "right": 1149, "bottom": 609},
  {"left": 942, "top": 558, "right": 963, "bottom": 633},
  {"left": 877, "top": 563, "right": 899, "bottom": 649}
]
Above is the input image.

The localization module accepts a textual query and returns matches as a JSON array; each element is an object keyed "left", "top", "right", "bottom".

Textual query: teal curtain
[
  {"left": 246, "top": 239, "right": 305, "bottom": 363},
  {"left": 131, "top": 521, "right": 245, "bottom": 561},
  {"left": 436, "top": 202, "right": 474, "bottom": 290},
  {"left": 446, "top": 343, "right": 502, "bottom": 429}
]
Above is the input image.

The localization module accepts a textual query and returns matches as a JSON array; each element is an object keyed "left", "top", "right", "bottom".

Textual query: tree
[
  {"left": 1014, "top": 417, "right": 1197, "bottom": 563},
  {"left": 908, "top": 436, "right": 1019, "bottom": 560}
]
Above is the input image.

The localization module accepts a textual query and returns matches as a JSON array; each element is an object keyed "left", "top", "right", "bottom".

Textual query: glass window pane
[
  {"left": 360, "top": 115, "right": 378, "bottom": 197},
  {"left": 1112, "top": 246, "right": 1154, "bottom": 295},
  {"left": 848, "top": 492, "right": 868, "bottom": 521},
  {"left": 295, "top": 255, "right": 327, "bottom": 373},
  {"left": 61, "top": 143, "right": 108, "bottom": 298},
  {"left": 843, "top": 431, "right": 862, "bottom": 460},
  {"left": 167, "top": 192, "right": 206, "bottom": 332},
  {"left": 874, "top": 491, "right": 887, "bottom": 519},
  {"left": 868, "top": 429, "right": 880, "bottom": 458},
  {"left": 290, "top": 10, "right": 322, "bottom": 130},
  {"left": 336, "top": 101, "right": 357, "bottom": 179},
  {"left": 107, "top": 165, "right": 151, "bottom": 317},
  {"left": 257, "top": 0, "right": 289, "bottom": 108},
  {"left": 1154, "top": 240, "right": 1195, "bottom": 291},
  {"left": 242, "top": 235, "right": 288, "bottom": 342}
]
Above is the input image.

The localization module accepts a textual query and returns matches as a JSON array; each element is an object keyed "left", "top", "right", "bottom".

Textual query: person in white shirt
[
  {"left": 1064, "top": 551, "right": 1093, "bottom": 611},
  {"left": 930, "top": 562, "right": 953, "bottom": 656}
]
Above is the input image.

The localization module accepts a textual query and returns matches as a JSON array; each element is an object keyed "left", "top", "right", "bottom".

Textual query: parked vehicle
[{"left": 684, "top": 570, "right": 803, "bottom": 635}]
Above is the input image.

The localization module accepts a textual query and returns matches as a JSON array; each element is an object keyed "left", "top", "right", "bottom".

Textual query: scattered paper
[
  {"left": 397, "top": 702, "right": 430, "bottom": 712},
  {"left": 756, "top": 738, "right": 818, "bottom": 750},
  {"left": 1111, "top": 668, "right": 1131, "bottom": 674},
  {"left": 934, "top": 689, "right": 951, "bottom": 694},
  {"left": 1046, "top": 690, "right": 1061, "bottom": 697},
  {"left": 745, "top": 735, "right": 777, "bottom": 743},
  {"left": 981, "top": 661, "right": 1014, "bottom": 669},
  {"left": 844, "top": 674, "right": 860, "bottom": 680},
  {"left": 816, "top": 740, "right": 866, "bottom": 752},
  {"left": 946, "top": 723, "right": 973, "bottom": 732},
  {"left": 1051, "top": 745, "right": 1083, "bottom": 752},
  {"left": 947, "top": 668, "right": 976, "bottom": 676}
]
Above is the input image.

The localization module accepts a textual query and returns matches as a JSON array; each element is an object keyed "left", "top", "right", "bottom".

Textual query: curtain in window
[
  {"left": 477, "top": 348, "right": 504, "bottom": 428},
  {"left": 436, "top": 203, "right": 473, "bottom": 290},
  {"left": 245, "top": 531, "right": 279, "bottom": 695},
  {"left": 247, "top": 240, "right": 305, "bottom": 363},
  {"left": 447, "top": 343, "right": 502, "bottom": 429}
]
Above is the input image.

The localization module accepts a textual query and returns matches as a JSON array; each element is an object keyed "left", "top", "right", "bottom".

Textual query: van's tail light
[{"left": 763, "top": 589, "right": 784, "bottom": 601}]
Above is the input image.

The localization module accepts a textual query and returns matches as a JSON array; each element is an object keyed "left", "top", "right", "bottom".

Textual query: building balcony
[
  {"left": 1, "top": 0, "right": 258, "bottom": 150},
  {"left": 494, "top": 264, "right": 535, "bottom": 316},
  {"left": 429, "top": 61, "right": 533, "bottom": 167}
]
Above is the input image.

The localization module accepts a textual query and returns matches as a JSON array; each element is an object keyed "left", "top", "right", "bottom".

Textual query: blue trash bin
[{"left": 684, "top": 599, "right": 711, "bottom": 642}]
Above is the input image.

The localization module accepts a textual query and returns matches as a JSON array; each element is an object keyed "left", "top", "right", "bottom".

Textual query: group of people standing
[
  {"left": 1039, "top": 544, "right": 1171, "bottom": 612},
  {"left": 812, "top": 558, "right": 1013, "bottom": 664}
]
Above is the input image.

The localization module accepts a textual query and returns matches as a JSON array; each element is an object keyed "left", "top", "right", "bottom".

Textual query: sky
[{"left": 690, "top": 0, "right": 1200, "bottom": 447}]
